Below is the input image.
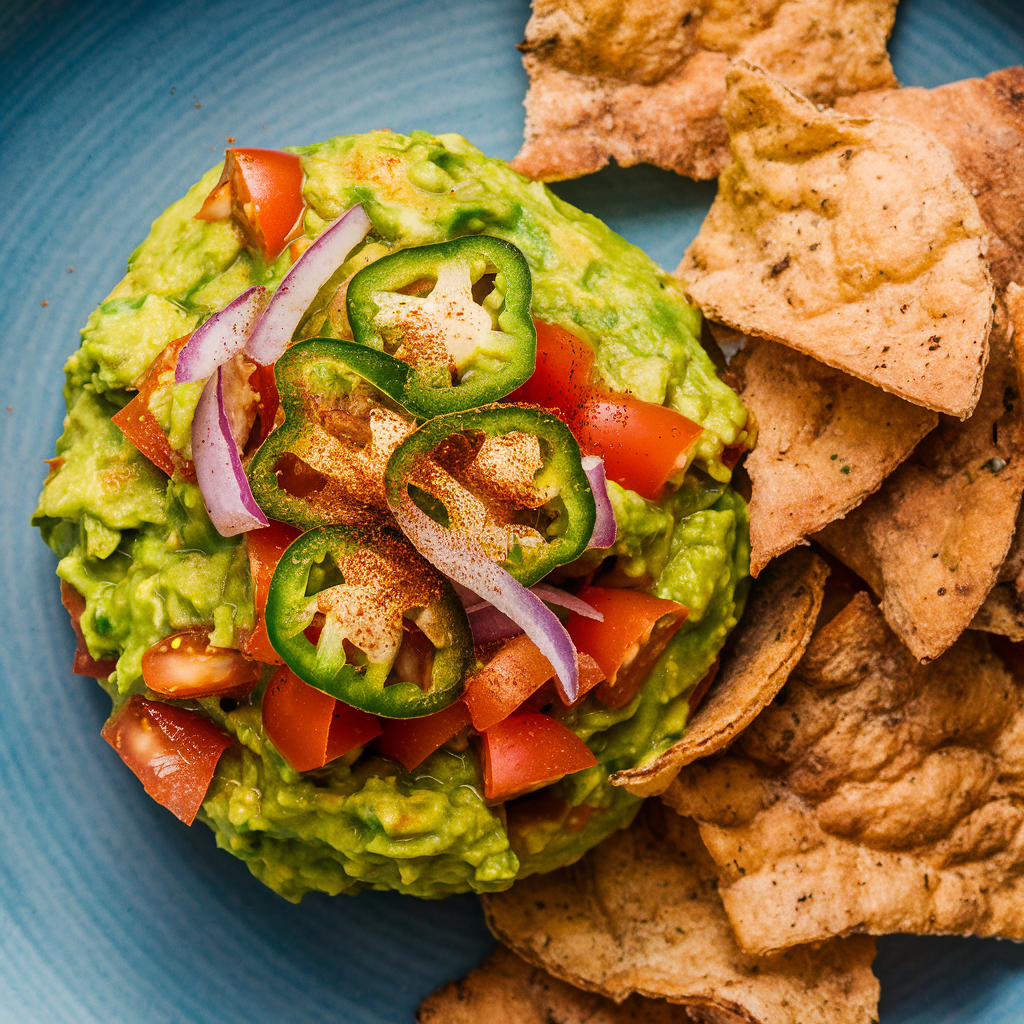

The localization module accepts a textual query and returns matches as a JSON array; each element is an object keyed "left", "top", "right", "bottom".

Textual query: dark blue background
[{"left": 3, "top": 1, "right": 1024, "bottom": 1020}]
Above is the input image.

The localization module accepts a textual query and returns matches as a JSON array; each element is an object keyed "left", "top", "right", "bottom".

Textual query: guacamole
[{"left": 34, "top": 130, "right": 750, "bottom": 901}]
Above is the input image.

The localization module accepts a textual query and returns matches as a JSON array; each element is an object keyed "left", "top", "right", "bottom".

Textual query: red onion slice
[
  {"left": 466, "top": 584, "right": 601, "bottom": 646},
  {"left": 530, "top": 583, "right": 603, "bottom": 620},
  {"left": 467, "top": 605, "right": 524, "bottom": 645},
  {"left": 391, "top": 496, "right": 580, "bottom": 702},
  {"left": 244, "top": 204, "right": 372, "bottom": 366},
  {"left": 582, "top": 455, "right": 617, "bottom": 548},
  {"left": 175, "top": 286, "right": 267, "bottom": 383},
  {"left": 192, "top": 365, "right": 269, "bottom": 536}
]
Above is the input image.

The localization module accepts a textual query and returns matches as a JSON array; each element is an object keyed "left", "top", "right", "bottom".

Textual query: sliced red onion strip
[
  {"left": 192, "top": 365, "right": 269, "bottom": 536},
  {"left": 391, "top": 497, "right": 579, "bottom": 702},
  {"left": 530, "top": 583, "right": 603, "bottom": 620},
  {"left": 175, "top": 286, "right": 267, "bottom": 383},
  {"left": 244, "top": 204, "right": 372, "bottom": 366},
  {"left": 582, "top": 455, "right": 617, "bottom": 548},
  {"left": 467, "top": 605, "right": 523, "bottom": 646}
]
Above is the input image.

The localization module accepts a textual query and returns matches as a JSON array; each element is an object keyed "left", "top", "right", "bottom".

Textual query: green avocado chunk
[{"left": 34, "top": 129, "right": 750, "bottom": 901}]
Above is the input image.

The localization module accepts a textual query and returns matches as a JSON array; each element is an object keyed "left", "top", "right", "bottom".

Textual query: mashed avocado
[{"left": 34, "top": 130, "right": 749, "bottom": 900}]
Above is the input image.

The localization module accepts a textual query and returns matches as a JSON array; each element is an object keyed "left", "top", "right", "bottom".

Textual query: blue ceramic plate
[{"left": 3, "top": 1, "right": 1024, "bottom": 1020}]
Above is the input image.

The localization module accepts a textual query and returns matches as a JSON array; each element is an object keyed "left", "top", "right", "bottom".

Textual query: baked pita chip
[
  {"left": 482, "top": 803, "right": 880, "bottom": 1024},
  {"left": 612, "top": 547, "right": 828, "bottom": 797},
  {"left": 971, "top": 583, "right": 1024, "bottom": 642},
  {"left": 679, "top": 63, "right": 993, "bottom": 418},
  {"left": 664, "top": 592, "right": 1024, "bottom": 955},
  {"left": 816, "top": 286, "right": 1024, "bottom": 661},
  {"left": 417, "top": 948, "right": 687, "bottom": 1024},
  {"left": 732, "top": 337, "right": 937, "bottom": 574},
  {"left": 836, "top": 67, "right": 1024, "bottom": 292},
  {"left": 513, "top": 0, "right": 898, "bottom": 181}
]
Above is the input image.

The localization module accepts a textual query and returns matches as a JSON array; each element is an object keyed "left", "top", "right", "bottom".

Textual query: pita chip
[
  {"left": 971, "top": 583, "right": 1024, "bottom": 642},
  {"left": 613, "top": 547, "right": 828, "bottom": 797},
  {"left": 665, "top": 592, "right": 1024, "bottom": 955},
  {"left": 513, "top": 0, "right": 898, "bottom": 181},
  {"left": 417, "top": 948, "right": 688, "bottom": 1024},
  {"left": 679, "top": 63, "right": 993, "bottom": 418},
  {"left": 816, "top": 286, "right": 1024, "bottom": 661},
  {"left": 482, "top": 803, "right": 880, "bottom": 1024},
  {"left": 733, "top": 337, "right": 937, "bottom": 574},
  {"left": 836, "top": 67, "right": 1024, "bottom": 292}
]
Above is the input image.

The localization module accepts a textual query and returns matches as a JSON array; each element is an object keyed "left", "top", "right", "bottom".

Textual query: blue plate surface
[{"left": 2, "top": 1, "right": 1024, "bottom": 1020}]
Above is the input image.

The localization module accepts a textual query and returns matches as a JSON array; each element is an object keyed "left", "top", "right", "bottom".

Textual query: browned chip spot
[
  {"left": 482, "top": 803, "right": 879, "bottom": 1023},
  {"left": 513, "top": 0, "right": 898, "bottom": 182},
  {"left": 733, "top": 337, "right": 938, "bottom": 574},
  {"left": 836, "top": 67, "right": 1024, "bottom": 292},
  {"left": 679, "top": 64, "right": 993, "bottom": 418},
  {"left": 417, "top": 947, "right": 684, "bottom": 1024},
  {"left": 612, "top": 548, "right": 828, "bottom": 798},
  {"left": 815, "top": 287, "right": 1024, "bottom": 661},
  {"left": 665, "top": 592, "right": 1024, "bottom": 954}
]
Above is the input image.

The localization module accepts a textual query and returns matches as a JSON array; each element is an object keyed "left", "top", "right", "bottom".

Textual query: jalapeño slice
[
  {"left": 344, "top": 235, "right": 536, "bottom": 417},
  {"left": 246, "top": 338, "right": 415, "bottom": 529},
  {"left": 265, "top": 524, "right": 473, "bottom": 718},
  {"left": 384, "top": 406, "right": 596, "bottom": 587}
]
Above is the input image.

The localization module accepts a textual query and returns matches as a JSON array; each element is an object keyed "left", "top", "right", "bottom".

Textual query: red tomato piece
[
  {"left": 567, "top": 587, "right": 688, "bottom": 709},
  {"left": 111, "top": 334, "right": 196, "bottom": 481},
  {"left": 463, "top": 633, "right": 558, "bottom": 732},
  {"left": 721, "top": 443, "right": 746, "bottom": 469},
  {"left": 248, "top": 361, "right": 280, "bottom": 450},
  {"left": 263, "top": 666, "right": 381, "bottom": 772},
  {"left": 574, "top": 394, "right": 703, "bottom": 502},
  {"left": 507, "top": 320, "right": 595, "bottom": 418},
  {"left": 480, "top": 710, "right": 597, "bottom": 803},
  {"left": 374, "top": 700, "right": 472, "bottom": 771},
  {"left": 101, "top": 695, "right": 233, "bottom": 825},
  {"left": 141, "top": 629, "right": 260, "bottom": 699},
  {"left": 197, "top": 148, "right": 305, "bottom": 262},
  {"left": 59, "top": 581, "right": 118, "bottom": 677},
  {"left": 242, "top": 520, "right": 302, "bottom": 665}
]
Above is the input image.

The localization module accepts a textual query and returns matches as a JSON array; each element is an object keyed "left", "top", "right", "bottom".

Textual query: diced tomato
[
  {"left": 506, "top": 650, "right": 606, "bottom": 715},
  {"left": 111, "top": 334, "right": 196, "bottom": 481},
  {"left": 567, "top": 587, "right": 688, "bottom": 709},
  {"left": 507, "top": 320, "right": 595, "bottom": 418},
  {"left": 197, "top": 148, "right": 305, "bottom": 262},
  {"left": 241, "top": 520, "right": 302, "bottom": 664},
  {"left": 574, "top": 394, "right": 703, "bottom": 502},
  {"left": 374, "top": 700, "right": 472, "bottom": 771},
  {"left": 60, "top": 581, "right": 118, "bottom": 677},
  {"left": 506, "top": 321, "right": 703, "bottom": 501},
  {"left": 141, "top": 629, "right": 260, "bottom": 699},
  {"left": 721, "top": 443, "right": 746, "bottom": 469},
  {"left": 248, "top": 361, "right": 280, "bottom": 450},
  {"left": 262, "top": 666, "right": 381, "bottom": 772},
  {"left": 101, "top": 695, "right": 233, "bottom": 824},
  {"left": 480, "top": 710, "right": 597, "bottom": 803},
  {"left": 688, "top": 657, "right": 719, "bottom": 715},
  {"left": 463, "top": 634, "right": 559, "bottom": 731}
]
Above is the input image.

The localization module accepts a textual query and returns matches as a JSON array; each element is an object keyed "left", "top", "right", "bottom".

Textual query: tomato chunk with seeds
[
  {"left": 111, "top": 335, "right": 195, "bottom": 480},
  {"left": 263, "top": 666, "right": 381, "bottom": 772},
  {"left": 567, "top": 587, "right": 688, "bottom": 709},
  {"left": 101, "top": 696, "right": 233, "bottom": 824},
  {"left": 197, "top": 148, "right": 305, "bottom": 262},
  {"left": 141, "top": 629, "right": 260, "bottom": 699},
  {"left": 480, "top": 710, "right": 597, "bottom": 803},
  {"left": 374, "top": 700, "right": 472, "bottom": 771}
]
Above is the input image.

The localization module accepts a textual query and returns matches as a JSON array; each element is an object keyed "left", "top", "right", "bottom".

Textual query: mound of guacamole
[{"left": 34, "top": 130, "right": 750, "bottom": 901}]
